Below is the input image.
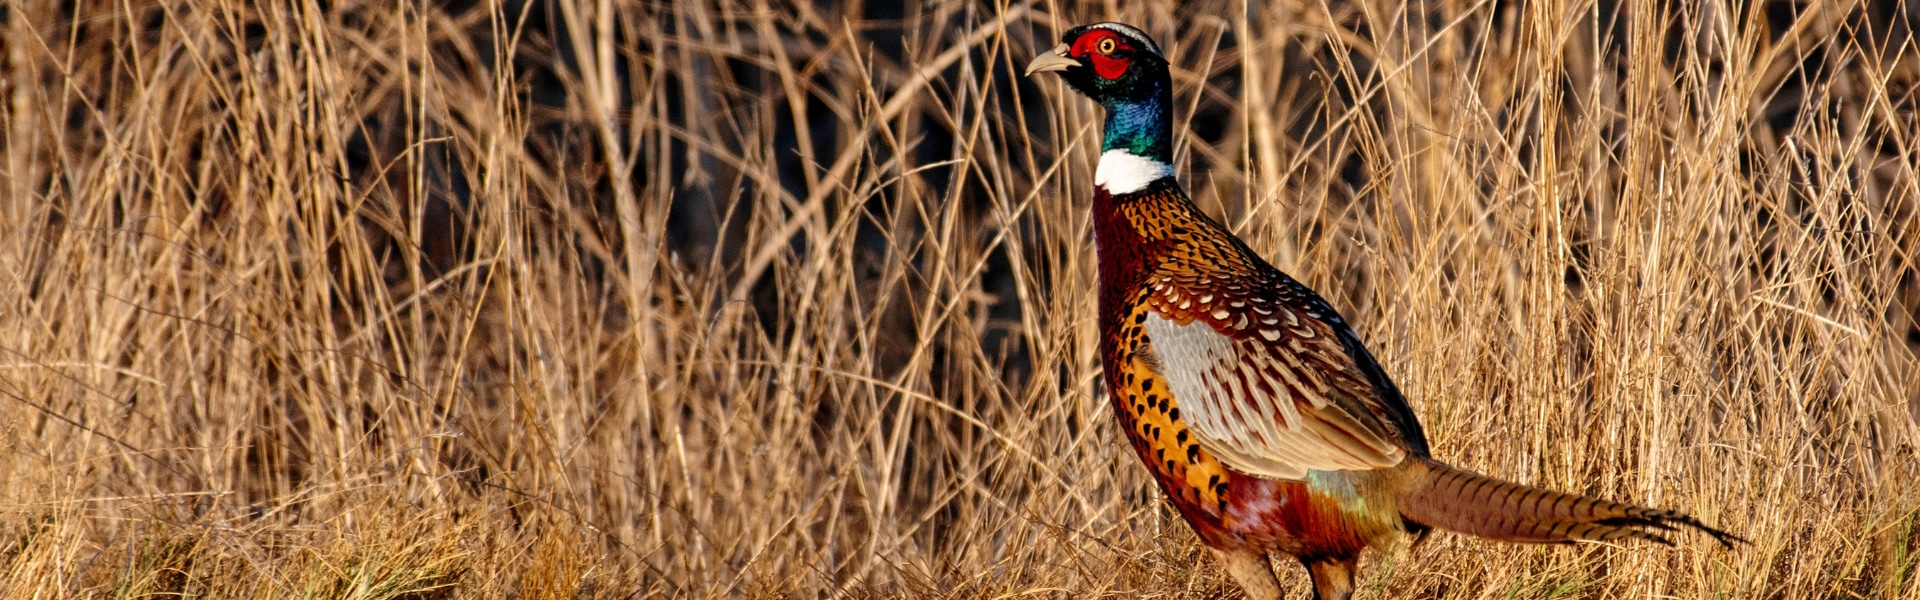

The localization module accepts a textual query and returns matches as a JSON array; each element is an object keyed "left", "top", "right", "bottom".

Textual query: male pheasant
[{"left": 1025, "top": 23, "right": 1738, "bottom": 600}]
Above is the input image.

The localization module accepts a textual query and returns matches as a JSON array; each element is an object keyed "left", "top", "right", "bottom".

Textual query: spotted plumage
[{"left": 1027, "top": 22, "right": 1740, "bottom": 600}]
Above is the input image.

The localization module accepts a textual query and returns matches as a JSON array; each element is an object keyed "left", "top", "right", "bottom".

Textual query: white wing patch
[{"left": 1144, "top": 313, "right": 1403, "bottom": 480}]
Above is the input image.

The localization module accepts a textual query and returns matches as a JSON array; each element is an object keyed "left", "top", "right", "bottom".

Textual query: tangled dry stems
[{"left": 1, "top": 0, "right": 1916, "bottom": 597}]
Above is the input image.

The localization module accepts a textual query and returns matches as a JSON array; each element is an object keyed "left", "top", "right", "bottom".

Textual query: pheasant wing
[{"left": 1141, "top": 279, "right": 1412, "bottom": 480}]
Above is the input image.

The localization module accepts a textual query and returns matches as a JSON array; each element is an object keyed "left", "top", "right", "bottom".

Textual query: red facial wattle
[
  {"left": 1071, "top": 32, "right": 1132, "bottom": 80},
  {"left": 1091, "top": 53, "right": 1129, "bottom": 80}
]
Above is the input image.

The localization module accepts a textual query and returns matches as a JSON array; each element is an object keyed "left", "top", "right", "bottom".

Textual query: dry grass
[{"left": 2, "top": 0, "right": 1917, "bottom": 597}]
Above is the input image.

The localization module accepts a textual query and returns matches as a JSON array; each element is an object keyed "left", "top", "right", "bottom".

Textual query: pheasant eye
[{"left": 1097, "top": 38, "right": 1117, "bottom": 54}]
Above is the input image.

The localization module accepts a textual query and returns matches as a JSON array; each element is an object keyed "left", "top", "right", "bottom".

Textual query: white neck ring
[{"left": 1094, "top": 149, "right": 1173, "bottom": 194}]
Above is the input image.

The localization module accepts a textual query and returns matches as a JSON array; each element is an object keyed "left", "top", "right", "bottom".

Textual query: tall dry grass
[{"left": 1, "top": 0, "right": 1916, "bottom": 597}]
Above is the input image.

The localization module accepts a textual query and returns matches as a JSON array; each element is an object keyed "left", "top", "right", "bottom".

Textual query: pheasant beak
[{"left": 1024, "top": 44, "right": 1079, "bottom": 76}]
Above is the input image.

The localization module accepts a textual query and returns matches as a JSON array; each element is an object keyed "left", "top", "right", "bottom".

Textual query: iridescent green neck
[{"left": 1100, "top": 78, "right": 1173, "bottom": 162}]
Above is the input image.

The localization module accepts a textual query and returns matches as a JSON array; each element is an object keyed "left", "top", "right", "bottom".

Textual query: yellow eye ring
[{"left": 1097, "top": 38, "right": 1117, "bottom": 54}]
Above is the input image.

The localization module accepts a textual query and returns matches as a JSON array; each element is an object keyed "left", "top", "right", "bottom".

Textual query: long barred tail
[{"left": 1397, "top": 457, "right": 1742, "bottom": 547}]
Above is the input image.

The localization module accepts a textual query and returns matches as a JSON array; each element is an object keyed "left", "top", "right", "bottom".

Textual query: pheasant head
[{"left": 1026, "top": 23, "right": 1175, "bottom": 175}]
